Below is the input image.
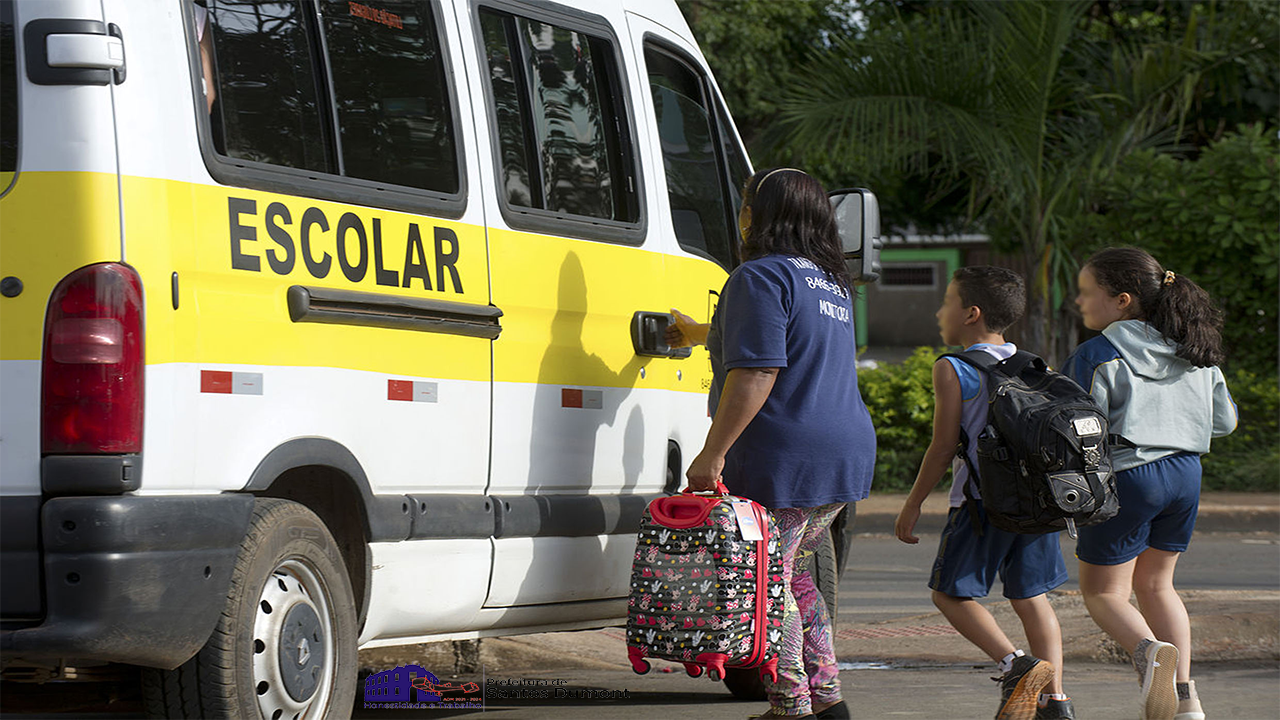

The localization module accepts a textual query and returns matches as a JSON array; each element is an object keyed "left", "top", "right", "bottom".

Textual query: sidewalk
[
  {"left": 384, "top": 588, "right": 1276, "bottom": 675},
  {"left": 852, "top": 492, "right": 1280, "bottom": 536},
  {"left": 349, "top": 661, "right": 1280, "bottom": 719},
  {"left": 357, "top": 491, "right": 1279, "bottom": 707}
]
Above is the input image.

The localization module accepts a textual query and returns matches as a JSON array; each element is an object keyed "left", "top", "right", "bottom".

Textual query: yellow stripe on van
[
  {"left": 488, "top": 225, "right": 722, "bottom": 393},
  {"left": 4, "top": 172, "right": 726, "bottom": 393},
  {"left": 122, "top": 175, "right": 494, "bottom": 382},
  {"left": 111, "top": 175, "right": 732, "bottom": 392},
  {"left": 0, "top": 171, "right": 122, "bottom": 361}
]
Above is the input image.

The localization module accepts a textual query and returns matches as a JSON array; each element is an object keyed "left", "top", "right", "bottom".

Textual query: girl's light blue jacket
[{"left": 1062, "top": 319, "right": 1237, "bottom": 472}]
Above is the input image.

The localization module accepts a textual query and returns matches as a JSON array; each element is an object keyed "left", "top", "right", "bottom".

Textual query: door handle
[{"left": 630, "top": 312, "right": 691, "bottom": 359}]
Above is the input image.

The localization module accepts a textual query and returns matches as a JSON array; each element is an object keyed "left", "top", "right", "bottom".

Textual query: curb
[{"left": 852, "top": 493, "right": 1280, "bottom": 536}]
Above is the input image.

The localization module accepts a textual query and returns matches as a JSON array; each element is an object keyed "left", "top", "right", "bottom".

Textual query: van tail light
[{"left": 41, "top": 263, "right": 145, "bottom": 454}]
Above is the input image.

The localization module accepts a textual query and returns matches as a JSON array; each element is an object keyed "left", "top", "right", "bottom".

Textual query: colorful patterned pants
[{"left": 765, "top": 503, "right": 847, "bottom": 715}]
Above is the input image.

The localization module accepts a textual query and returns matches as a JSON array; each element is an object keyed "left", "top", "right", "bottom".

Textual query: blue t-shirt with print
[{"left": 706, "top": 254, "right": 876, "bottom": 508}]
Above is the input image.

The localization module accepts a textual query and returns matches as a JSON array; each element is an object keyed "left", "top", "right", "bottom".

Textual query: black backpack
[{"left": 942, "top": 349, "right": 1120, "bottom": 538}]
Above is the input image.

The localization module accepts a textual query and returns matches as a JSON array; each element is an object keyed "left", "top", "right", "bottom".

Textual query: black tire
[
  {"left": 722, "top": 527, "right": 840, "bottom": 701},
  {"left": 722, "top": 666, "right": 765, "bottom": 701},
  {"left": 142, "top": 498, "right": 358, "bottom": 719},
  {"left": 811, "top": 523, "right": 839, "bottom": 624},
  {"left": 831, "top": 502, "right": 858, "bottom": 581}
]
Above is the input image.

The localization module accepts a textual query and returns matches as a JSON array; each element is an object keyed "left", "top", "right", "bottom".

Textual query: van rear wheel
[{"left": 142, "top": 498, "right": 357, "bottom": 719}]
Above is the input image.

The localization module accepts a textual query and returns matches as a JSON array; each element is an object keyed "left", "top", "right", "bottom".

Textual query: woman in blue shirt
[{"left": 668, "top": 167, "right": 876, "bottom": 719}]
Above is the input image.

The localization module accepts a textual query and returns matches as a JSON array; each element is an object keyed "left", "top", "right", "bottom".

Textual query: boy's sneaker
[
  {"left": 1174, "top": 680, "right": 1204, "bottom": 720},
  {"left": 1133, "top": 639, "right": 1179, "bottom": 720},
  {"left": 994, "top": 655, "right": 1054, "bottom": 720},
  {"left": 1035, "top": 697, "right": 1076, "bottom": 719}
]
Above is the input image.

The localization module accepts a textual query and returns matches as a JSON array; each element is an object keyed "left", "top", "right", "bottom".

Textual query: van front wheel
[{"left": 142, "top": 498, "right": 358, "bottom": 719}]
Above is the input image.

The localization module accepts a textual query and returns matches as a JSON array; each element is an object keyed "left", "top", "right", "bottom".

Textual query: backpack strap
[
  {"left": 942, "top": 349, "right": 1044, "bottom": 378},
  {"left": 937, "top": 351, "right": 998, "bottom": 536},
  {"left": 954, "top": 426, "right": 984, "bottom": 537}
]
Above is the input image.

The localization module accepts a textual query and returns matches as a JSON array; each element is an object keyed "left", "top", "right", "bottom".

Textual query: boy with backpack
[{"left": 894, "top": 267, "right": 1074, "bottom": 720}]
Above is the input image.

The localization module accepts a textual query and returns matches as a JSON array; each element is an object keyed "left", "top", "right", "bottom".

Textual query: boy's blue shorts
[
  {"left": 1076, "top": 452, "right": 1201, "bottom": 565},
  {"left": 929, "top": 499, "right": 1068, "bottom": 600}
]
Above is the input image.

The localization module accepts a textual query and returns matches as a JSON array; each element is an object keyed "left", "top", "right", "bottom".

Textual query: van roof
[{"left": 620, "top": 0, "right": 698, "bottom": 52}]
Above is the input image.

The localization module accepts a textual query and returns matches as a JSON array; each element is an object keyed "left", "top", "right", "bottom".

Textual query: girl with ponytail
[{"left": 1063, "top": 247, "right": 1237, "bottom": 720}]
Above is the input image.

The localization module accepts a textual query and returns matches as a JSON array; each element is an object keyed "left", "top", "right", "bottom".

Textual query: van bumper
[{"left": 0, "top": 494, "right": 254, "bottom": 670}]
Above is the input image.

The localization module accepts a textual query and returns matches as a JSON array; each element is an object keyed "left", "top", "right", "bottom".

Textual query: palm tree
[{"left": 778, "top": 0, "right": 1215, "bottom": 362}]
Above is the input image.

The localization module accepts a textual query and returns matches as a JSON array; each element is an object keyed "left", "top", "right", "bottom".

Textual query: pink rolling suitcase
[{"left": 626, "top": 483, "right": 784, "bottom": 681}]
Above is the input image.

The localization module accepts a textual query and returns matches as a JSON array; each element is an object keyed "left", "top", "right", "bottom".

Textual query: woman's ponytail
[{"left": 1085, "top": 247, "right": 1226, "bottom": 367}]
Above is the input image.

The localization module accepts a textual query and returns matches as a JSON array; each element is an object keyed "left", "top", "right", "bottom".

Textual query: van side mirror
[{"left": 829, "top": 188, "right": 882, "bottom": 284}]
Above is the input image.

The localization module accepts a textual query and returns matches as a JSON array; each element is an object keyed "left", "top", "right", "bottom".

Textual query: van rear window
[{"left": 1, "top": 0, "right": 16, "bottom": 175}]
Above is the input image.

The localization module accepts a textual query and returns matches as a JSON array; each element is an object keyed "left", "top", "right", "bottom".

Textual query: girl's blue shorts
[{"left": 1076, "top": 452, "right": 1202, "bottom": 565}]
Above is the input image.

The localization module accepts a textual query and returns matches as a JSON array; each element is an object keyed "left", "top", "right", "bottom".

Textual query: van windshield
[{"left": 1, "top": 0, "right": 16, "bottom": 180}]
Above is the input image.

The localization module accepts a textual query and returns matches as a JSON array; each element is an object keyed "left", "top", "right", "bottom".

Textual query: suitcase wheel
[
  {"left": 628, "top": 646, "right": 651, "bottom": 675},
  {"left": 760, "top": 657, "right": 779, "bottom": 684},
  {"left": 700, "top": 653, "right": 727, "bottom": 681},
  {"left": 683, "top": 662, "right": 704, "bottom": 678}
]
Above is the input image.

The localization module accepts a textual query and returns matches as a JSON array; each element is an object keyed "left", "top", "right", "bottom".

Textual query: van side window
[
  {"left": 206, "top": 0, "right": 331, "bottom": 173},
  {"left": 200, "top": 0, "right": 461, "bottom": 205},
  {"left": 0, "top": 0, "right": 15, "bottom": 177},
  {"left": 644, "top": 45, "right": 743, "bottom": 270},
  {"left": 319, "top": 0, "right": 458, "bottom": 193},
  {"left": 479, "top": 8, "right": 639, "bottom": 225}
]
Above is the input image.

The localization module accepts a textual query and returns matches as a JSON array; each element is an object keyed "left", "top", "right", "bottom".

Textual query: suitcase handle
[
  {"left": 649, "top": 493, "right": 723, "bottom": 528},
  {"left": 680, "top": 481, "right": 729, "bottom": 496}
]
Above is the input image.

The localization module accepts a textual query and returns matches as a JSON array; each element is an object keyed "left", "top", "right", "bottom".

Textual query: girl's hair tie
[{"left": 1163, "top": 270, "right": 1176, "bottom": 286}]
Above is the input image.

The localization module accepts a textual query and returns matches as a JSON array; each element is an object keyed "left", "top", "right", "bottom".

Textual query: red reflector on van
[{"left": 41, "top": 263, "right": 145, "bottom": 454}]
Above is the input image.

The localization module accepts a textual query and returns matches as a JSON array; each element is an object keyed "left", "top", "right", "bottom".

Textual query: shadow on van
[{"left": 512, "top": 252, "right": 649, "bottom": 605}]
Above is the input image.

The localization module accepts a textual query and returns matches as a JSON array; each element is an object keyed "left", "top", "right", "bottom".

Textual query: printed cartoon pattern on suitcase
[{"left": 626, "top": 487, "right": 784, "bottom": 682}]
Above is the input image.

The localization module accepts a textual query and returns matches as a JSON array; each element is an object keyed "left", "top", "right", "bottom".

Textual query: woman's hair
[
  {"left": 741, "top": 167, "right": 851, "bottom": 289},
  {"left": 1084, "top": 246, "right": 1225, "bottom": 367}
]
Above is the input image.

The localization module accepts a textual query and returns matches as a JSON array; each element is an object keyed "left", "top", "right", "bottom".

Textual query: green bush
[
  {"left": 1201, "top": 369, "right": 1280, "bottom": 492},
  {"left": 861, "top": 346, "right": 950, "bottom": 493},
  {"left": 860, "top": 348, "right": 1278, "bottom": 492},
  {"left": 1081, "top": 125, "right": 1279, "bottom": 376}
]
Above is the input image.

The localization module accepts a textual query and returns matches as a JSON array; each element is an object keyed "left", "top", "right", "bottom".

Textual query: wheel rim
[{"left": 252, "top": 558, "right": 337, "bottom": 720}]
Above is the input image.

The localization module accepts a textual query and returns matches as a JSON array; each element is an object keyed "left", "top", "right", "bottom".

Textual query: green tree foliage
[
  {"left": 776, "top": 0, "right": 1218, "bottom": 363},
  {"left": 1081, "top": 126, "right": 1279, "bottom": 375},
  {"left": 675, "top": 0, "right": 852, "bottom": 154},
  {"left": 1200, "top": 369, "right": 1280, "bottom": 492},
  {"left": 843, "top": 1, "right": 1278, "bottom": 152},
  {"left": 857, "top": 347, "right": 943, "bottom": 492},
  {"left": 1079, "top": 0, "right": 1280, "bottom": 148}
]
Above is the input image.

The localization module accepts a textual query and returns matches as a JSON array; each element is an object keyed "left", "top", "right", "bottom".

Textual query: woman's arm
[
  {"left": 198, "top": 14, "right": 217, "bottom": 113},
  {"left": 665, "top": 308, "right": 710, "bottom": 348},
  {"left": 685, "top": 367, "right": 779, "bottom": 491},
  {"left": 895, "top": 360, "right": 962, "bottom": 544}
]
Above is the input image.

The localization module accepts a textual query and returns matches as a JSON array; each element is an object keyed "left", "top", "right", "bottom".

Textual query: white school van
[{"left": 0, "top": 0, "right": 879, "bottom": 716}]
